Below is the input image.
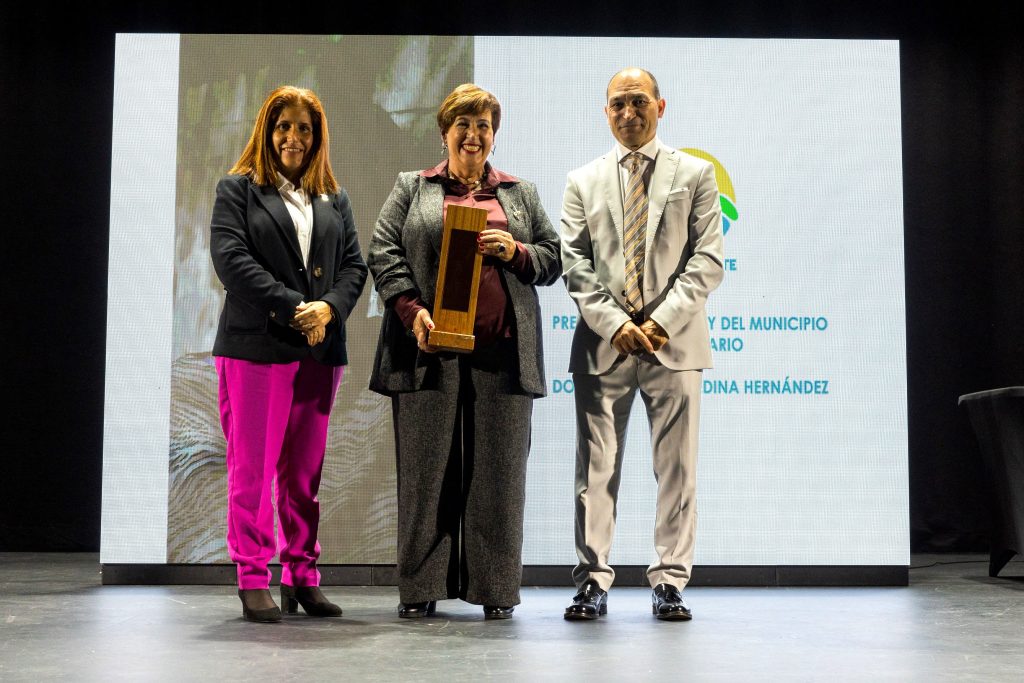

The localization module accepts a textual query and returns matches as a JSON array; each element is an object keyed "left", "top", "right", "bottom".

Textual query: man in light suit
[{"left": 560, "top": 68, "right": 724, "bottom": 621}]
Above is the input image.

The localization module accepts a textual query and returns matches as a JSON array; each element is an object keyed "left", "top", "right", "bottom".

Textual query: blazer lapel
[
  {"left": 308, "top": 193, "right": 332, "bottom": 267},
  {"left": 417, "top": 179, "right": 446, "bottom": 252},
  {"left": 253, "top": 184, "right": 303, "bottom": 265},
  {"left": 601, "top": 150, "right": 625, "bottom": 245},
  {"left": 646, "top": 144, "right": 680, "bottom": 250},
  {"left": 496, "top": 185, "right": 528, "bottom": 241}
]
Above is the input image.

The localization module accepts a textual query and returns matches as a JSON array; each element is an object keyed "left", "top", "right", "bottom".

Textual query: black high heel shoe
[
  {"left": 238, "top": 589, "right": 282, "bottom": 623},
  {"left": 280, "top": 584, "right": 343, "bottom": 617},
  {"left": 483, "top": 605, "right": 515, "bottom": 620},
  {"left": 398, "top": 601, "right": 437, "bottom": 618}
]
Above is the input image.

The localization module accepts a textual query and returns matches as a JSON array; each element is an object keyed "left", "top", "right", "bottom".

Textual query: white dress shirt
[
  {"left": 276, "top": 176, "right": 314, "bottom": 266},
  {"left": 615, "top": 136, "right": 661, "bottom": 203}
]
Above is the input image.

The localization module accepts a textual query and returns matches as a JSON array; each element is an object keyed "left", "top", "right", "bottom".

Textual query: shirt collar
[
  {"left": 275, "top": 174, "right": 305, "bottom": 196},
  {"left": 420, "top": 160, "right": 519, "bottom": 186},
  {"left": 616, "top": 136, "right": 661, "bottom": 165}
]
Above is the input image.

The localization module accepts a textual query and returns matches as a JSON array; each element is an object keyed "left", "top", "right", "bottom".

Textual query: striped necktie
[{"left": 622, "top": 152, "right": 648, "bottom": 315}]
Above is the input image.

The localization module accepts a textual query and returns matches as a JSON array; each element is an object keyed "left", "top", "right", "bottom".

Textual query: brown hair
[
  {"left": 436, "top": 83, "right": 502, "bottom": 134},
  {"left": 229, "top": 85, "right": 338, "bottom": 195}
]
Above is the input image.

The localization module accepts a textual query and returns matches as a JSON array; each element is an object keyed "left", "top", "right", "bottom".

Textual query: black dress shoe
[
  {"left": 483, "top": 605, "right": 515, "bottom": 620},
  {"left": 651, "top": 583, "right": 692, "bottom": 621},
  {"left": 281, "top": 584, "right": 343, "bottom": 617},
  {"left": 564, "top": 580, "right": 608, "bottom": 620},
  {"left": 398, "top": 601, "right": 437, "bottom": 618},
  {"left": 238, "top": 588, "right": 282, "bottom": 623}
]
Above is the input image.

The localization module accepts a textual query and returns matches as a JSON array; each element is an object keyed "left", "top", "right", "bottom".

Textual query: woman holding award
[
  {"left": 368, "top": 84, "right": 560, "bottom": 619},
  {"left": 210, "top": 86, "right": 367, "bottom": 622}
]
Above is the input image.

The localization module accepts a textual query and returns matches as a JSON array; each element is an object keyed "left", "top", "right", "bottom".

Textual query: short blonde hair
[
  {"left": 229, "top": 85, "right": 338, "bottom": 195},
  {"left": 436, "top": 83, "right": 502, "bottom": 134}
]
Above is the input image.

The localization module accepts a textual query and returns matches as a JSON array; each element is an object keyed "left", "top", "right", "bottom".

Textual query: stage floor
[{"left": 1, "top": 553, "right": 1022, "bottom": 681}]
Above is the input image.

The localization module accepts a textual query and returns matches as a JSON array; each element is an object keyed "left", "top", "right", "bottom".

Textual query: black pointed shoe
[
  {"left": 280, "top": 584, "right": 343, "bottom": 617},
  {"left": 651, "top": 583, "right": 692, "bottom": 621},
  {"left": 483, "top": 605, "right": 515, "bottom": 620},
  {"left": 238, "top": 588, "right": 282, "bottom": 623},
  {"left": 564, "top": 580, "right": 608, "bottom": 620},
  {"left": 398, "top": 601, "right": 437, "bottom": 618}
]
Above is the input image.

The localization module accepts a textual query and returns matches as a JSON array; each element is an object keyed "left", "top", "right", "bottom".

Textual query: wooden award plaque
[{"left": 428, "top": 204, "right": 489, "bottom": 352}]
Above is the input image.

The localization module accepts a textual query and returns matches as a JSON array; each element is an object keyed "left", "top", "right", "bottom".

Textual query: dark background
[{"left": 2, "top": 1, "right": 1021, "bottom": 553}]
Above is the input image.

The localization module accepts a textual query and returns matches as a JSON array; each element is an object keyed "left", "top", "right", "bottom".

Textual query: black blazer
[{"left": 210, "top": 174, "right": 368, "bottom": 365}]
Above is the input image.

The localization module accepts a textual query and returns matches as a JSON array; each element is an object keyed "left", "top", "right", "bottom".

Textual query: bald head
[
  {"left": 604, "top": 68, "right": 666, "bottom": 150},
  {"left": 606, "top": 68, "right": 660, "bottom": 101}
]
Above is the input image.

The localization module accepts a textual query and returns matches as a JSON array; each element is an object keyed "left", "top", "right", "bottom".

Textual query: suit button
[
  {"left": 299, "top": 268, "right": 304, "bottom": 272},
  {"left": 313, "top": 266, "right": 323, "bottom": 278},
  {"left": 269, "top": 311, "right": 276, "bottom": 319}
]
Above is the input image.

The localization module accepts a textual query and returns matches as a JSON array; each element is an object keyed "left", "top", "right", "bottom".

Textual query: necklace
[{"left": 448, "top": 168, "right": 483, "bottom": 191}]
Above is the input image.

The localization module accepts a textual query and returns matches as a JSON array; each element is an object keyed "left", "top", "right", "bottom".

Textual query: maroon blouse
[{"left": 392, "top": 160, "right": 535, "bottom": 348}]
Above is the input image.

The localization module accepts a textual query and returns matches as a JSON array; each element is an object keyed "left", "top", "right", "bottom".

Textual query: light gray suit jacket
[
  {"left": 368, "top": 171, "right": 561, "bottom": 396},
  {"left": 561, "top": 141, "right": 724, "bottom": 374}
]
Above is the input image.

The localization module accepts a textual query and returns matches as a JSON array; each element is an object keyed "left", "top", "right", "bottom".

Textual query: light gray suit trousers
[{"left": 561, "top": 141, "right": 724, "bottom": 591}]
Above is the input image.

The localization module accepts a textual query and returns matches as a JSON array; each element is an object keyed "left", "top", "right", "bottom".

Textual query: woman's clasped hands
[{"left": 291, "top": 301, "right": 334, "bottom": 346}]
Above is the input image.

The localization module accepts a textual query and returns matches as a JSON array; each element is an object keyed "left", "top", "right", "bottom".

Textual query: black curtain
[
  {"left": 903, "top": 35, "right": 1024, "bottom": 550},
  {"left": 2, "top": 1, "right": 1021, "bottom": 552}
]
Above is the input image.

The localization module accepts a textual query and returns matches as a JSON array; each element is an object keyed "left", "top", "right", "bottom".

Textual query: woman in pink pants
[{"left": 210, "top": 86, "right": 367, "bottom": 623}]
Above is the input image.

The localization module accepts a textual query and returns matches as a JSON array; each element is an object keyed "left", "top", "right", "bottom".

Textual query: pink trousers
[{"left": 215, "top": 356, "right": 343, "bottom": 590}]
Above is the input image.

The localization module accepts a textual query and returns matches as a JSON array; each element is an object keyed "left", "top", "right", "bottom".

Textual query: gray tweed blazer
[{"left": 367, "top": 170, "right": 561, "bottom": 397}]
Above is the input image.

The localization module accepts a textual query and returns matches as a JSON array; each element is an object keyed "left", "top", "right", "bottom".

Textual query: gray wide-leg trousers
[{"left": 392, "top": 340, "right": 532, "bottom": 606}]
